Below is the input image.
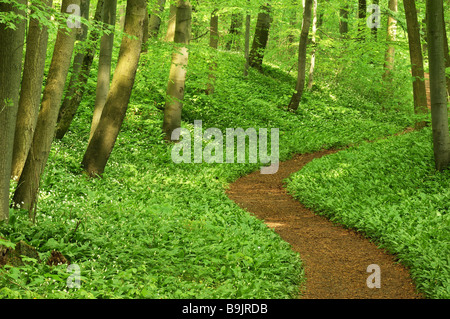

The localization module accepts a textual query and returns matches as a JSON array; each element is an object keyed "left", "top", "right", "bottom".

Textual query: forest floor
[{"left": 227, "top": 147, "right": 424, "bottom": 299}]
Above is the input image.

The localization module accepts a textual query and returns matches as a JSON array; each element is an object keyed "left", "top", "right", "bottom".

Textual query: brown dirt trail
[{"left": 226, "top": 150, "right": 424, "bottom": 299}]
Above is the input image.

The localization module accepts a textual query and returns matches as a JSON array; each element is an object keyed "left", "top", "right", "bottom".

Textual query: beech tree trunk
[
  {"left": 226, "top": 12, "right": 243, "bottom": 51},
  {"left": 427, "top": 0, "right": 450, "bottom": 171},
  {"left": 244, "top": 10, "right": 251, "bottom": 77},
  {"left": 403, "top": 0, "right": 428, "bottom": 114},
  {"left": 339, "top": 5, "right": 349, "bottom": 36},
  {"left": 288, "top": 0, "right": 313, "bottom": 111},
  {"left": 162, "top": 0, "right": 192, "bottom": 140},
  {"left": 13, "top": 0, "right": 80, "bottom": 217},
  {"left": 165, "top": 3, "right": 177, "bottom": 42},
  {"left": 206, "top": 9, "right": 218, "bottom": 95},
  {"left": 357, "top": 0, "right": 367, "bottom": 40},
  {"left": 89, "top": 0, "right": 118, "bottom": 142},
  {"left": 149, "top": 0, "right": 166, "bottom": 38},
  {"left": 82, "top": 0, "right": 147, "bottom": 177},
  {"left": 249, "top": 4, "right": 272, "bottom": 71},
  {"left": 383, "top": 0, "right": 398, "bottom": 81},
  {"left": 307, "top": 0, "right": 317, "bottom": 90},
  {"left": 0, "top": 0, "right": 26, "bottom": 222},
  {"left": 11, "top": 0, "right": 52, "bottom": 182},
  {"left": 55, "top": 0, "right": 104, "bottom": 140}
]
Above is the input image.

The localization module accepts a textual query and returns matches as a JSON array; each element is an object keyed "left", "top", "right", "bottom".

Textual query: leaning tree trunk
[
  {"left": 89, "top": 0, "right": 117, "bottom": 142},
  {"left": 149, "top": 0, "right": 166, "bottom": 38},
  {"left": 11, "top": 0, "right": 52, "bottom": 182},
  {"left": 13, "top": 0, "right": 80, "bottom": 218},
  {"left": 427, "top": 0, "right": 450, "bottom": 171},
  {"left": 55, "top": 0, "right": 104, "bottom": 140},
  {"left": 162, "top": 0, "right": 192, "bottom": 140},
  {"left": 249, "top": 4, "right": 272, "bottom": 71},
  {"left": 82, "top": 0, "right": 147, "bottom": 177},
  {"left": 288, "top": 0, "right": 313, "bottom": 111},
  {"left": 403, "top": 0, "right": 428, "bottom": 114},
  {"left": 382, "top": 0, "right": 398, "bottom": 81},
  {"left": 0, "top": 0, "right": 26, "bottom": 222}
]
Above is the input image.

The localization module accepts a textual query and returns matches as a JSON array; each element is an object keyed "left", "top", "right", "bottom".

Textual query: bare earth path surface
[{"left": 226, "top": 150, "right": 424, "bottom": 299}]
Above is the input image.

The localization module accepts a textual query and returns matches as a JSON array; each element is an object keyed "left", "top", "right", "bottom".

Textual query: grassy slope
[{"left": 0, "top": 42, "right": 417, "bottom": 298}]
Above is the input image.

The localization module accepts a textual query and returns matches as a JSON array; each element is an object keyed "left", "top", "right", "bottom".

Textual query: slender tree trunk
[
  {"left": 249, "top": 4, "right": 272, "bottom": 71},
  {"left": 165, "top": 3, "right": 177, "bottom": 42},
  {"left": 442, "top": 9, "right": 450, "bottom": 99},
  {"left": 307, "top": 0, "right": 317, "bottom": 90},
  {"left": 226, "top": 12, "right": 243, "bottom": 51},
  {"left": 149, "top": 0, "right": 166, "bottom": 38},
  {"left": 206, "top": 9, "right": 218, "bottom": 95},
  {"left": 339, "top": 5, "right": 349, "bottom": 36},
  {"left": 357, "top": 0, "right": 367, "bottom": 40},
  {"left": 11, "top": 0, "right": 52, "bottom": 182},
  {"left": 81, "top": 0, "right": 147, "bottom": 177},
  {"left": 13, "top": 0, "right": 80, "bottom": 217},
  {"left": 89, "top": 0, "right": 117, "bottom": 142},
  {"left": 427, "top": 0, "right": 450, "bottom": 171},
  {"left": 403, "top": 0, "right": 428, "bottom": 114},
  {"left": 0, "top": 0, "right": 26, "bottom": 222},
  {"left": 288, "top": 0, "right": 313, "bottom": 111},
  {"left": 55, "top": 0, "right": 104, "bottom": 140},
  {"left": 383, "top": 0, "right": 398, "bottom": 81},
  {"left": 244, "top": 10, "right": 251, "bottom": 77},
  {"left": 371, "top": 0, "right": 380, "bottom": 38},
  {"left": 162, "top": 0, "right": 192, "bottom": 140}
]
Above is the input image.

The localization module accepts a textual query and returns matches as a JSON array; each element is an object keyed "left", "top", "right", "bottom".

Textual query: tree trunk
[
  {"left": 244, "top": 10, "right": 251, "bottom": 77},
  {"left": 12, "top": 0, "right": 80, "bottom": 217},
  {"left": 226, "top": 12, "right": 243, "bottom": 51},
  {"left": 249, "top": 4, "right": 272, "bottom": 71},
  {"left": 55, "top": 0, "right": 104, "bottom": 140},
  {"left": 0, "top": 0, "right": 26, "bottom": 222},
  {"left": 81, "top": 0, "right": 147, "bottom": 177},
  {"left": 165, "top": 3, "right": 177, "bottom": 42},
  {"left": 403, "top": 0, "right": 428, "bottom": 114},
  {"left": 382, "top": 0, "right": 398, "bottom": 81},
  {"left": 288, "top": 0, "right": 313, "bottom": 111},
  {"left": 206, "top": 9, "right": 218, "bottom": 95},
  {"left": 11, "top": 0, "right": 52, "bottom": 182},
  {"left": 149, "top": 0, "right": 166, "bottom": 38},
  {"left": 357, "top": 0, "right": 367, "bottom": 40},
  {"left": 427, "top": 0, "right": 450, "bottom": 171},
  {"left": 442, "top": 9, "right": 450, "bottom": 99},
  {"left": 307, "top": 0, "right": 317, "bottom": 90},
  {"left": 339, "top": 5, "right": 349, "bottom": 36},
  {"left": 142, "top": 3, "right": 149, "bottom": 52},
  {"left": 89, "top": 0, "right": 117, "bottom": 142},
  {"left": 162, "top": 0, "right": 192, "bottom": 140}
]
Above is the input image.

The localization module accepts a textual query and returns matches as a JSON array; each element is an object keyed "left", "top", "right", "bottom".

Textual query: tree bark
[
  {"left": 55, "top": 0, "right": 104, "bottom": 140},
  {"left": 357, "top": 0, "right": 367, "bottom": 40},
  {"left": 244, "top": 9, "right": 251, "bottom": 77},
  {"left": 427, "top": 0, "right": 450, "bottom": 171},
  {"left": 307, "top": 0, "right": 317, "bottom": 90},
  {"left": 339, "top": 5, "right": 349, "bottom": 36},
  {"left": 13, "top": 0, "right": 80, "bottom": 217},
  {"left": 249, "top": 4, "right": 272, "bottom": 71},
  {"left": 82, "top": 0, "right": 147, "bottom": 177},
  {"left": 11, "top": 0, "right": 52, "bottom": 182},
  {"left": 89, "top": 0, "right": 117, "bottom": 142},
  {"left": 0, "top": 0, "right": 26, "bottom": 222},
  {"left": 382, "top": 0, "right": 398, "bottom": 81},
  {"left": 206, "top": 9, "right": 218, "bottom": 95},
  {"left": 165, "top": 3, "right": 177, "bottom": 42},
  {"left": 288, "top": 0, "right": 313, "bottom": 111},
  {"left": 403, "top": 0, "right": 428, "bottom": 114},
  {"left": 149, "top": 0, "right": 166, "bottom": 38},
  {"left": 162, "top": 0, "right": 192, "bottom": 140}
]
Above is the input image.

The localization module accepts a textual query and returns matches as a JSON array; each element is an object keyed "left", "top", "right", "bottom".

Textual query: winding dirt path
[{"left": 226, "top": 149, "right": 424, "bottom": 299}]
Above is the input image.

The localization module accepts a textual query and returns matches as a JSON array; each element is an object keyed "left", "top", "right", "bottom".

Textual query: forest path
[{"left": 226, "top": 149, "right": 423, "bottom": 299}]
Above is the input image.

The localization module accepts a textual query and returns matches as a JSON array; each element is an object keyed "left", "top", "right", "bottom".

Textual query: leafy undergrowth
[
  {"left": 286, "top": 127, "right": 450, "bottom": 299},
  {"left": 0, "top": 41, "right": 419, "bottom": 298}
]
